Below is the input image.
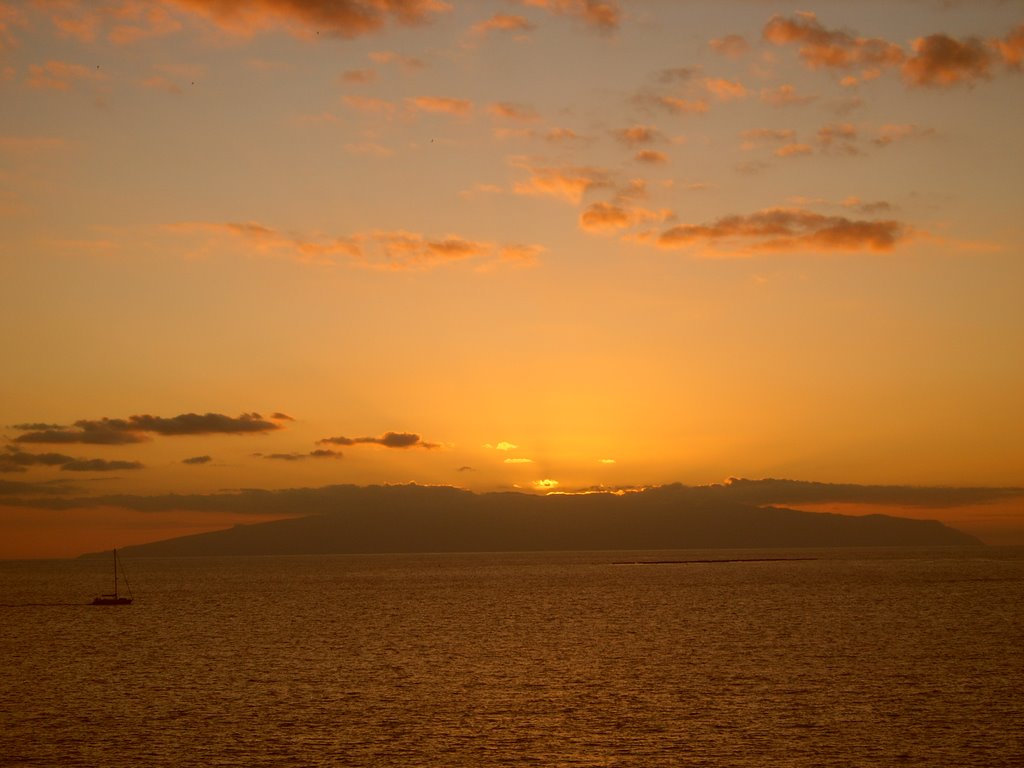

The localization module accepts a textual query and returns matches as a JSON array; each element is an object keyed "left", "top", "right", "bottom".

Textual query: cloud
[
  {"left": 407, "top": 95, "right": 473, "bottom": 116},
  {"left": 649, "top": 96, "right": 710, "bottom": 115},
  {"left": 340, "top": 68, "right": 376, "bottom": 84},
  {"left": 485, "top": 441, "right": 519, "bottom": 451},
  {"left": 344, "top": 142, "right": 394, "bottom": 157},
  {"left": 29, "top": 2, "right": 182, "bottom": 45},
  {"left": 498, "top": 243, "right": 544, "bottom": 267},
  {"left": 318, "top": 432, "right": 439, "bottom": 449},
  {"left": 0, "top": 4, "right": 24, "bottom": 51},
  {"left": 488, "top": 102, "right": 539, "bottom": 122},
  {"left": 704, "top": 77, "right": 747, "bottom": 101},
  {"left": 764, "top": 14, "right": 1022, "bottom": 89},
  {"left": 342, "top": 94, "right": 398, "bottom": 115},
  {"left": 0, "top": 446, "right": 146, "bottom": 473},
  {"left": 512, "top": 163, "right": 612, "bottom": 205},
  {"left": 709, "top": 34, "right": 749, "bottom": 58},
  {"left": 775, "top": 143, "right": 813, "bottom": 158},
  {"left": 634, "top": 149, "right": 668, "bottom": 165},
  {"left": 842, "top": 197, "right": 895, "bottom": 215},
  {"left": 817, "top": 122, "right": 859, "bottom": 154},
  {"left": 760, "top": 84, "right": 816, "bottom": 107},
  {"left": 61, "top": 459, "right": 144, "bottom": 472},
  {"left": 260, "top": 449, "right": 342, "bottom": 461},
  {"left": 872, "top": 123, "right": 935, "bottom": 148},
  {"left": 579, "top": 198, "right": 672, "bottom": 234},
  {"left": 579, "top": 202, "right": 632, "bottom": 232},
  {"left": 544, "top": 127, "right": 584, "bottom": 143},
  {"left": 902, "top": 34, "right": 994, "bottom": 87},
  {"left": 0, "top": 448, "right": 75, "bottom": 473},
  {"left": 368, "top": 50, "right": 426, "bottom": 71},
  {"left": 142, "top": 75, "right": 184, "bottom": 95},
  {"left": 763, "top": 12, "right": 904, "bottom": 71},
  {"left": 533, "top": 478, "right": 560, "bottom": 490},
  {"left": 0, "top": 478, "right": 80, "bottom": 497},
  {"left": 26, "top": 60, "right": 104, "bottom": 91},
  {"left": 471, "top": 13, "right": 534, "bottom": 37},
  {"left": 0, "top": 136, "right": 67, "bottom": 153},
  {"left": 182, "top": 455, "right": 212, "bottom": 465},
  {"left": 993, "top": 25, "right": 1024, "bottom": 69},
  {"left": 613, "top": 125, "right": 662, "bottom": 147},
  {"left": 13, "top": 412, "right": 283, "bottom": 444},
  {"left": 657, "top": 67, "right": 696, "bottom": 84},
  {"left": 657, "top": 208, "right": 907, "bottom": 256},
  {"left": 170, "top": 220, "right": 360, "bottom": 265},
  {"left": 740, "top": 128, "right": 797, "bottom": 150},
  {"left": 172, "top": 220, "right": 537, "bottom": 271},
  {"left": 367, "top": 231, "right": 491, "bottom": 269},
  {"left": 162, "top": 0, "right": 452, "bottom": 39},
  {"left": 516, "top": 0, "right": 620, "bottom": 32},
  {"left": 504, "top": 458, "right": 533, "bottom": 464}
]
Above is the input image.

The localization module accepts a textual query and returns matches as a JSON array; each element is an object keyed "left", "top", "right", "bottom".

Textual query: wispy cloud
[
  {"left": 484, "top": 441, "right": 519, "bottom": 451},
  {"left": 13, "top": 412, "right": 285, "bottom": 445},
  {"left": 764, "top": 13, "right": 1023, "bottom": 90},
  {"left": 740, "top": 128, "right": 797, "bottom": 151},
  {"left": 488, "top": 102, "right": 539, "bottom": 122},
  {"left": 318, "top": 432, "right": 439, "bottom": 449},
  {"left": 0, "top": 447, "right": 143, "bottom": 473},
  {"left": 763, "top": 12, "right": 904, "bottom": 71},
  {"left": 170, "top": 220, "right": 539, "bottom": 271},
  {"left": 62, "top": 458, "right": 144, "bottom": 472},
  {"left": 258, "top": 449, "right": 343, "bottom": 461},
  {"left": 26, "top": 60, "right": 104, "bottom": 91},
  {"left": 612, "top": 125, "right": 663, "bottom": 147},
  {"left": 512, "top": 163, "right": 613, "bottom": 205},
  {"left": 407, "top": 95, "right": 473, "bottom": 116},
  {"left": 0, "top": 135, "right": 68, "bottom": 153},
  {"left": 342, "top": 94, "right": 398, "bottom": 116},
  {"left": 704, "top": 77, "right": 747, "bottom": 101},
  {"left": 709, "top": 34, "right": 749, "bottom": 58},
  {"left": 634, "top": 149, "right": 668, "bottom": 165},
  {"left": 657, "top": 208, "right": 907, "bottom": 256},
  {"left": 162, "top": 0, "right": 452, "bottom": 40},
  {"left": 515, "top": 0, "right": 621, "bottom": 32},
  {"left": 471, "top": 13, "right": 534, "bottom": 38},
  {"left": 340, "top": 68, "right": 376, "bottom": 84},
  {"left": 760, "top": 84, "right": 816, "bottom": 107},
  {"left": 903, "top": 33, "right": 994, "bottom": 87},
  {"left": 579, "top": 201, "right": 670, "bottom": 234}
]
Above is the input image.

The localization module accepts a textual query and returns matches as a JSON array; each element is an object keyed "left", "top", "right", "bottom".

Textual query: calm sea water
[{"left": 2, "top": 547, "right": 1022, "bottom": 767}]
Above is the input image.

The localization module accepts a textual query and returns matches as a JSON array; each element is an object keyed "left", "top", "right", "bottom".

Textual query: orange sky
[{"left": 1, "top": 0, "right": 1022, "bottom": 557}]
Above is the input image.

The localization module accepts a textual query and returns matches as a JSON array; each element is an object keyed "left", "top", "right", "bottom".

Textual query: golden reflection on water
[{"left": 1, "top": 548, "right": 1022, "bottom": 767}]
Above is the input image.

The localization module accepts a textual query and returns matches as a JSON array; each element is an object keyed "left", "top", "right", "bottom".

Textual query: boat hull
[{"left": 91, "top": 596, "right": 132, "bottom": 605}]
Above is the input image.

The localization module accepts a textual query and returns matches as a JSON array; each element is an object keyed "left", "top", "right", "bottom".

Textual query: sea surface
[{"left": 1, "top": 547, "right": 1022, "bottom": 767}]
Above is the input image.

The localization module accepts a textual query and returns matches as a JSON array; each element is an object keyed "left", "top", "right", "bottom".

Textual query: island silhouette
[{"left": 81, "top": 482, "right": 982, "bottom": 558}]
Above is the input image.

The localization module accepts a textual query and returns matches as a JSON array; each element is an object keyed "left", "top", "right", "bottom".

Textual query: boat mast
[{"left": 113, "top": 548, "right": 118, "bottom": 599}]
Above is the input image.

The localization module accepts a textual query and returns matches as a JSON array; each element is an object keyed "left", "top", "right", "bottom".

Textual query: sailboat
[{"left": 91, "top": 548, "right": 133, "bottom": 605}]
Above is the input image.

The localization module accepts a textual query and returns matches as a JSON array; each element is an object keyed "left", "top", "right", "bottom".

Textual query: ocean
[{"left": 2, "top": 547, "right": 1022, "bottom": 767}]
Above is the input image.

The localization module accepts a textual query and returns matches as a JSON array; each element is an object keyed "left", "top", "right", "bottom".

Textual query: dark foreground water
[{"left": 2, "top": 547, "right": 1022, "bottom": 767}]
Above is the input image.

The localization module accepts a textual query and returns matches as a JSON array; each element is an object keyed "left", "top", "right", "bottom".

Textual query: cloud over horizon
[
  {"left": 12, "top": 412, "right": 285, "bottom": 444},
  {"left": 318, "top": 432, "right": 440, "bottom": 449}
]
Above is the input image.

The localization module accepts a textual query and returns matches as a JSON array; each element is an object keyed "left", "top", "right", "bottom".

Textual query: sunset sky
[{"left": 1, "top": 0, "right": 1022, "bottom": 557}]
